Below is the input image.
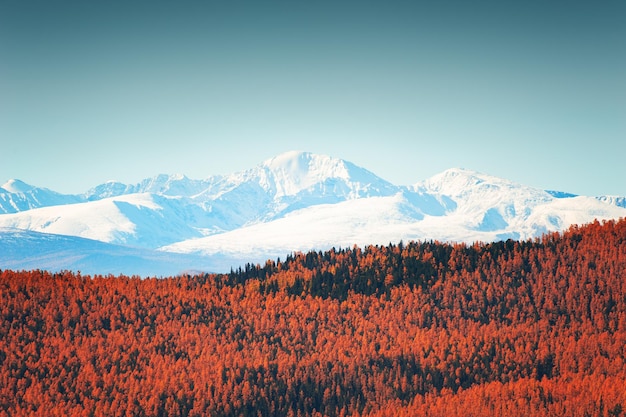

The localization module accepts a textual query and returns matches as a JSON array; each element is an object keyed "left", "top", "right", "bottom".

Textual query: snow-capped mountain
[
  {"left": 197, "top": 150, "right": 397, "bottom": 225},
  {"left": 162, "top": 167, "right": 626, "bottom": 263},
  {"left": 84, "top": 174, "right": 221, "bottom": 201},
  {"left": 0, "top": 151, "right": 398, "bottom": 243},
  {"left": 0, "top": 193, "right": 208, "bottom": 248},
  {"left": 0, "top": 179, "right": 82, "bottom": 214},
  {"left": 1, "top": 151, "right": 625, "bottom": 276}
]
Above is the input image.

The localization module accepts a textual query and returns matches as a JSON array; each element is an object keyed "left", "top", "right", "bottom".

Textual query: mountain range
[{"left": 1, "top": 151, "right": 625, "bottom": 276}]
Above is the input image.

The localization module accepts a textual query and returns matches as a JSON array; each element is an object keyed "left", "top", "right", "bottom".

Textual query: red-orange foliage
[{"left": 1, "top": 218, "right": 625, "bottom": 416}]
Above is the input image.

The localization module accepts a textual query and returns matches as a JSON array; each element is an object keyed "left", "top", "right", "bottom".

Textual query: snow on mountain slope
[
  {"left": 2, "top": 179, "right": 35, "bottom": 193},
  {"left": 2, "top": 151, "right": 626, "bottom": 274},
  {"left": 194, "top": 151, "right": 398, "bottom": 223},
  {"left": 597, "top": 196, "right": 626, "bottom": 209},
  {"left": 0, "top": 193, "right": 204, "bottom": 248},
  {"left": 415, "top": 168, "right": 553, "bottom": 213},
  {"left": 83, "top": 174, "right": 222, "bottom": 200},
  {"left": 411, "top": 168, "right": 626, "bottom": 240},
  {"left": 0, "top": 228, "right": 221, "bottom": 276},
  {"left": 161, "top": 193, "right": 427, "bottom": 263},
  {"left": 82, "top": 151, "right": 394, "bottom": 208},
  {"left": 83, "top": 181, "right": 138, "bottom": 200},
  {"left": 0, "top": 152, "right": 399, "bottom": 249},
  {"left": 526, "top": 196, "right": 626, "bottom": 233},
  {"left": 260, "top": 150, "right": 395, "bottom": 198},
  {"left": 412, "top": 168, "right": 554, "bottom": 231},
  {"left": 161, "top": 187, "right": 626, "bottom": 266},
  {"left": 0, "top": 180, "right": 81, "bottom": 214}
]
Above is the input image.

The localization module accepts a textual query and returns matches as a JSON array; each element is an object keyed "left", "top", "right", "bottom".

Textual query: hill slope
[{"left": 2, "top": 219, "right": 625, "bottom": 416}]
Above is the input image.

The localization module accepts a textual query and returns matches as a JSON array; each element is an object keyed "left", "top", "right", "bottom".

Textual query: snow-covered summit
[
  {"left": 415, "top": 168, "right": 544, "bottom": 199},
  {"left": 192, "top": 151, "right": 398, "bottom": 224},
  {"left": 261, "top": 151, "right": 353, "bottom": 197},
  {"left": 82, "top": 151, "right": 387, "bottom": 205},
  {"left": 0, "top": 180, "right": 81, "bottom": 214},
  {"left": 414, "top": 167, "right": 552, "bottom": 215},
  {"left": 224, "top": 151, "right": 396, "bottom": 199},
  {"left": 84, "top": 174, "right": 220, "bottom": 200},
  {"left": 135, "top": 173, "right": 217, "bottom": 197},
  {"left": 1, "top": 179, "right": 36, "bottom": 194},
  {"left": 84, "top": 181, "right": 137, "bottom": 200}
]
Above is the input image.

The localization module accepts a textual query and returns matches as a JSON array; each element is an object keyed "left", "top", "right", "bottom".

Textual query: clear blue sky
[{"left": 1, "top": 0, "right": 624, "bottom": 196}]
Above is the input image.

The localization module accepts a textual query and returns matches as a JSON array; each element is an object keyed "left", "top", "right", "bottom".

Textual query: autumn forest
[{"left": 1, "top": 218, "right": 626, "bottom": 416}]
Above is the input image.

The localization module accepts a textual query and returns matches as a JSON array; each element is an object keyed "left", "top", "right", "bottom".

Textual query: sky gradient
[{"left": 2, "top": 0, "right": 625, "bottom": 196}]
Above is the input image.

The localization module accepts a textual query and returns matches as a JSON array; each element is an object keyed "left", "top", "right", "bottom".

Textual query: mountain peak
[
  {"left": 436, "top": 167, "right": 494, "bottom": 180},
  {"left": 136, "top": 173, "right": 202, "bottom": 196},
  {"left": 417, "top": 168, "right": 503, "bottom": 195},
  {"left": 262, "top": 151, "right": 347, "bottom": 174},
  {"left": 261, "top": 151, "right": 351, "bottom": 191},
  {"left": 252, "top": 151, "right": 395, "bottom": 199},
  {"left": 414, "top": 167, "right": 554, "bottom": 226},
  {"left": 1, "top": 179, "right": 36, "bottom": 193}
]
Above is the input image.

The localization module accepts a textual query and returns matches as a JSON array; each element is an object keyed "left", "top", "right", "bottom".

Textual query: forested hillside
[{"left": 1, "top": 218, "right": 625, "bottom": 416}]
